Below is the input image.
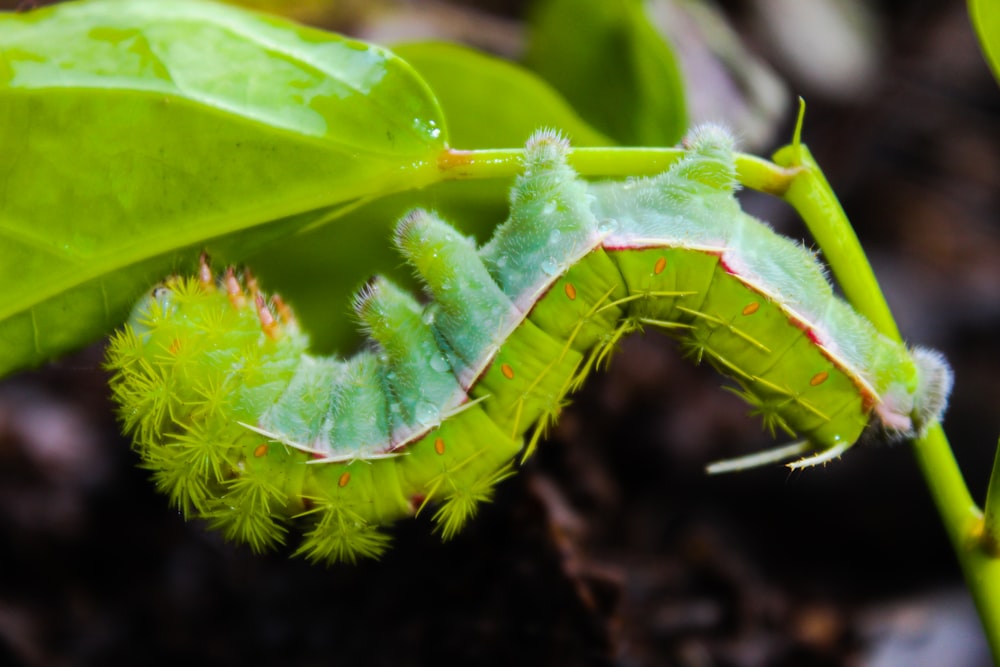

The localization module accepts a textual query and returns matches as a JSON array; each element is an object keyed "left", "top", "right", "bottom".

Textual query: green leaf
[
  {"left": 244, "top": 41, "right": 613, "bottom": 354},
  {"left": 0, "top": 0, "right": 446, "bottom": 377},
  {"left": 970, "top": 0, "right": 1000, "bottom": 85},
  {"left": 525, "top": 0, "right": 687, "bottom": 146},
  {"left": 392, "top": 41, "right": 613, "bottom": 148}
]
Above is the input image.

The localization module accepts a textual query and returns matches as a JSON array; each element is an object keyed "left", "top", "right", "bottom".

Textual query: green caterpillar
[{"left": 106, "top": 126, "right": 952, "bottom": 564}]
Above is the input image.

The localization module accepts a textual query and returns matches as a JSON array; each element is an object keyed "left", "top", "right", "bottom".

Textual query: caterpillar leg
[
  {"left": 785, "top": 441, "right": 851, "bottom": 470},
  {"left": 706, "top": 440, "right": 812, "bottom": 474},
  {"left": 706, "top": 440, "right": 853, "bottom": 473}
]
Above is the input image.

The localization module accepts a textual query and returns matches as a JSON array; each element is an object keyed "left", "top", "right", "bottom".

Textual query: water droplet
[
  {"left": 542, "top": 201, "right": 557, "bottom": 216},
  {"left": 415, "top": 401, "right": 438, "bottom": 424},
  {"left": 541, "top": 257, "right": 560, "bottom": 276},
  {"left": 429, "top": 354, "right": 450, "bottom": 373},
  {"left": 496, "top": 255, "right": 508, "bottom": 269},
  {"left": 421, "top": 309, "right": 435, "bottom": 325},
  {"left": 414, "top": 118, "right": 442, "bottom": 140},
  {"left": 385, "top": 371, "right": 396, "bottom": 381},
  {"left": 598, "top": 218, "right": 618, "bottom": 233},
  {"left": 548, "top": 229, "right": 562, "bottom": 245}
]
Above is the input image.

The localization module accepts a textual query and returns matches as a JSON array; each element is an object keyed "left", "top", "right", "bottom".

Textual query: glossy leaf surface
[
  {"left": 0, "top": 0, "right": 446, "bottom": 376},
  {"left": 526, "top": 0, "right": 687, "bottom": 146}
]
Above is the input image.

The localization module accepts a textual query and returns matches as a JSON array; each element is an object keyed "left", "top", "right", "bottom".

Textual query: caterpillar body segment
[{"left": 106, "top": 126, "right": 952, "bottom": 564}]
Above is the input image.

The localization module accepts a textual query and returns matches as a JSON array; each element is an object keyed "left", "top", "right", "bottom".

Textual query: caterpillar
[{"left": 105, "top": 126, "right": 952, "bottom": 564}]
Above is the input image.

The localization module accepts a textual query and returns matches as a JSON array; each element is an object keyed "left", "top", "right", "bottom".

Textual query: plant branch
[
  {"left": 772, "top": 142, "right": 1000, "bottom": 662},
  {"left": 984, "top": 438, "right": 1000, "bottom": 556},
  {"left": 436, "top": 146, "right": 799, "bottom": 195}
]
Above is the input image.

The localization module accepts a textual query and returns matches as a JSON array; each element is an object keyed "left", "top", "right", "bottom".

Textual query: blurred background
[{"left": 0, "top": 0, "right": 998, "bottom": 665}]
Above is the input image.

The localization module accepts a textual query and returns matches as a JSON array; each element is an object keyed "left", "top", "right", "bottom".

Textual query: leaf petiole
[{"left": 436, "top": 145, "right": 798, "bottom": 196}]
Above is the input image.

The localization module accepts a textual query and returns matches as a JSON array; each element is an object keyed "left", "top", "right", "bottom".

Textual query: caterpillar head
[{"left": 875, "top": 347, "right": 953, "bottom": 438}]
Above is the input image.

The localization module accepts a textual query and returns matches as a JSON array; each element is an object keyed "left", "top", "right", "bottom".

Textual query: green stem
[
  {"left": 772, "top": 144, "right": 901, "bottom": 339},
  {"left": 771, "top": 144, "right": 1000, "bottom": 661},
  {"left": 436, "top": 147, "right": 798, "bottom": 197},
  {"left": 914, "top": 426, "right": 1000, "bottom": 653},
  {"left": 984, "top": 439, "right": 1000, "bottom": 556}
]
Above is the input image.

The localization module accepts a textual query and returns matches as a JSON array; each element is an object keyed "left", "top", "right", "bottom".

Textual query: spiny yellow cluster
[{"left": 105, "top": 274, "right": 310, "bottom": 556}]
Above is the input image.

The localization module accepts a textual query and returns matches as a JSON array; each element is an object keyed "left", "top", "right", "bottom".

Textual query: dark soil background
[{"left": 1, "top": 0, "right": 998, "bottom": 665}]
